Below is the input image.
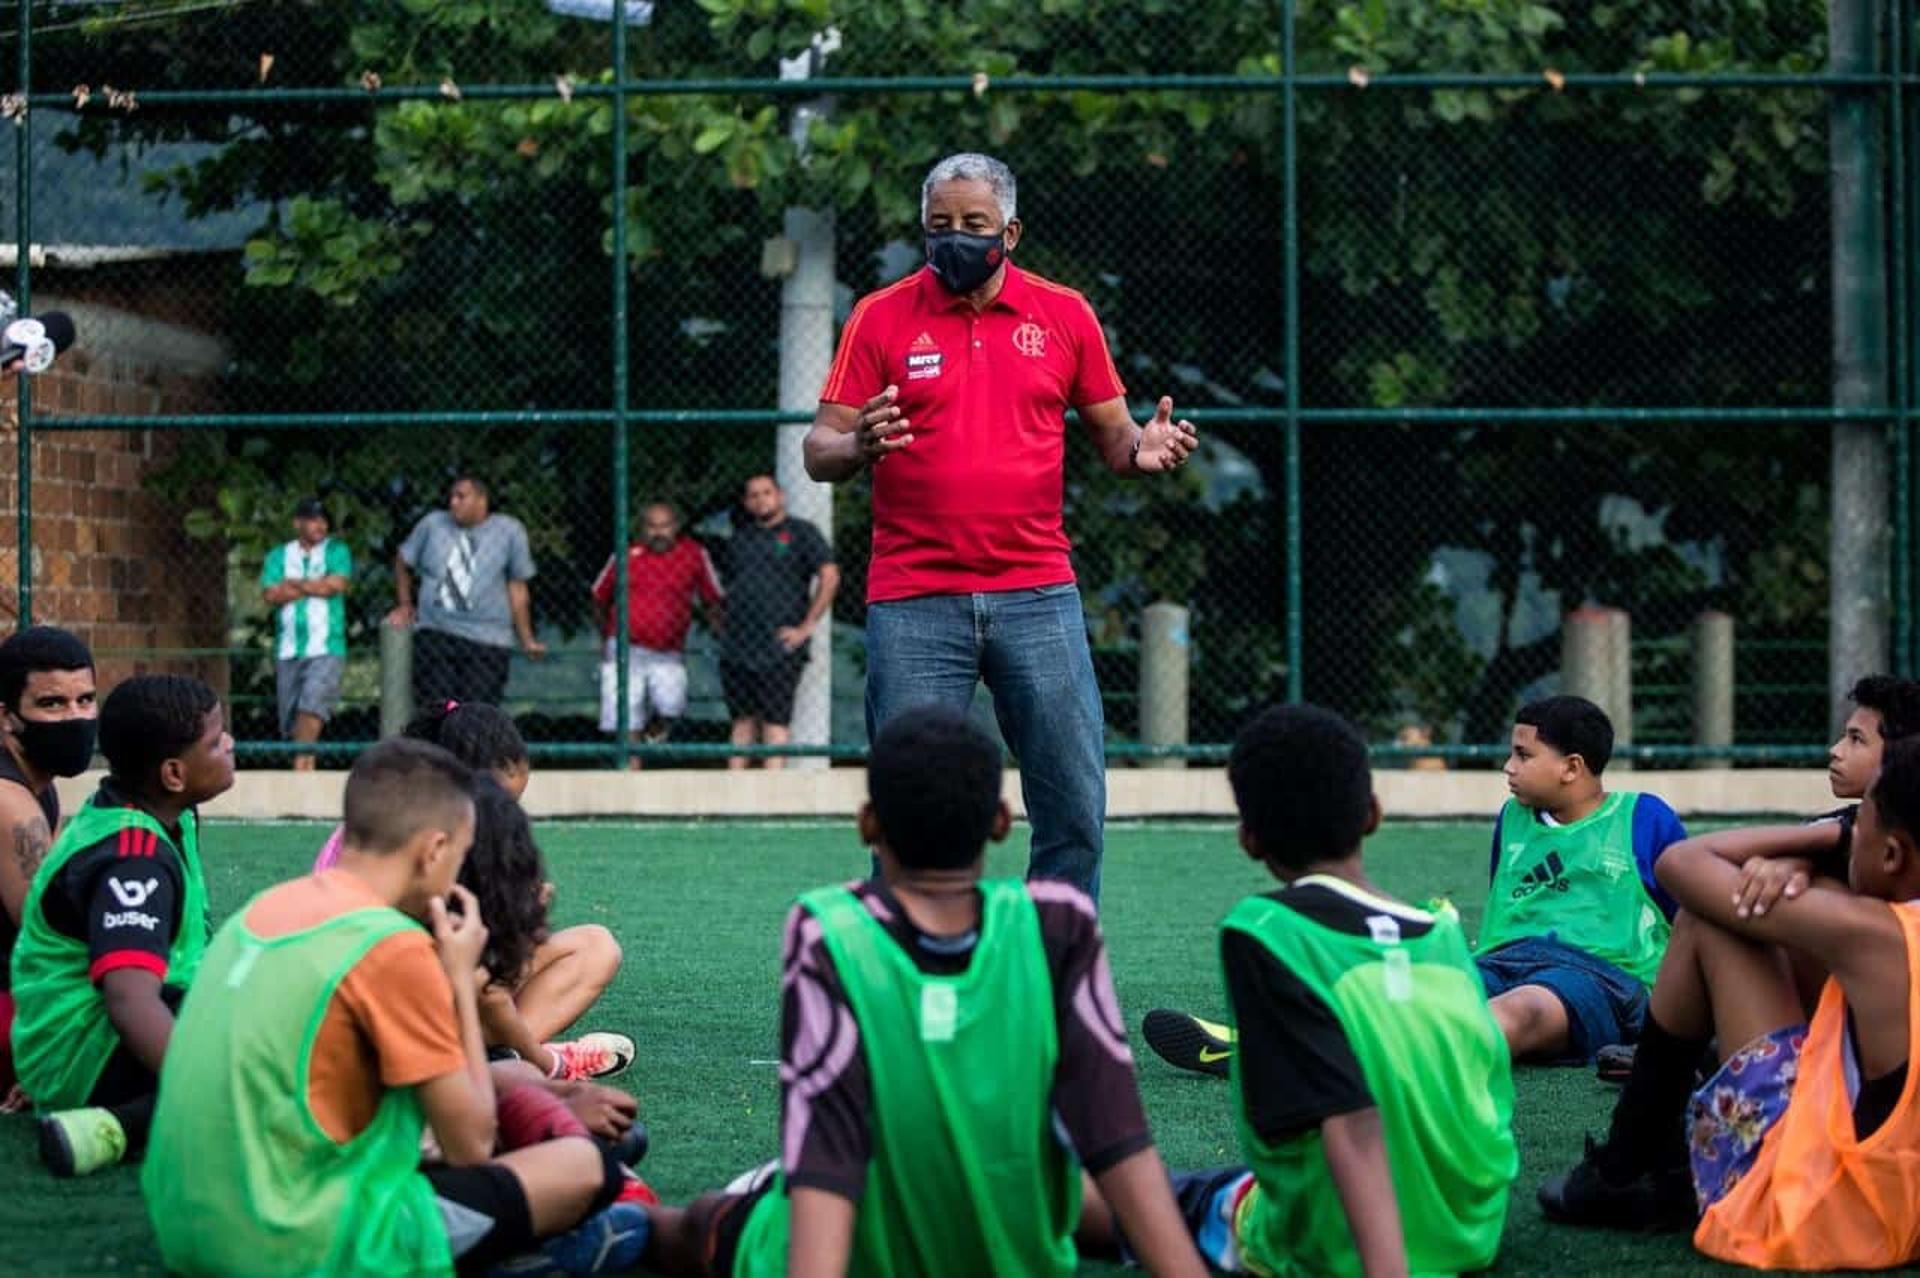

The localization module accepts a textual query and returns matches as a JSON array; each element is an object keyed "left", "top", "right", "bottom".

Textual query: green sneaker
[{"left": 39, "top": 1107, "right": 128, "bottom": 1178}]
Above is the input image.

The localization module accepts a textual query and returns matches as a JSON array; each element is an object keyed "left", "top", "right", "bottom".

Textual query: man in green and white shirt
[{"left": 260, "top": 498, "right": 351, "bottom": 771}]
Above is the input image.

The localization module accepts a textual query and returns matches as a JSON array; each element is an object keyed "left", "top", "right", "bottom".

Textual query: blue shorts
[{"left": 1475, "top": 935, "right": 1649, "bottom": 1063}]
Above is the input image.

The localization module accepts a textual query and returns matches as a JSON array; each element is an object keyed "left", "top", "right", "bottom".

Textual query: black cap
[{"left": 293, "top": 497, "right": 330, "bottom": 523}]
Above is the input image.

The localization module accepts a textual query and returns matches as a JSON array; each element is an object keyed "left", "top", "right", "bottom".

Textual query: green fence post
[
  {"left": 610, "top": 0, "right": 632, "bottom": 770},
  {"left": 1282, "top": 0, "right": 1303, "bottom": 704},
  {"left": 13, "top": 0, "right": 31, "bottom": 626}
]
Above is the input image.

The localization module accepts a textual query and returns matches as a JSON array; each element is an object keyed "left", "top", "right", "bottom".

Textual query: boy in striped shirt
[{"left": 261, "top": 497, "right": 351, "bottom": 771}]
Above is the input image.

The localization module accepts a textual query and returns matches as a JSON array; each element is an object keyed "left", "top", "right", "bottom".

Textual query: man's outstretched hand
[{"left": 1133, "top": 396, "right": 1198, "bottom": 474}]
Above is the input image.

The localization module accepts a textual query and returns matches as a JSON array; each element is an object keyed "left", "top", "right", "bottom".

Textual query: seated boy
[
  {"left": 1548, "top": 735, "right": 1920, "bottom": 1270},
  {"left": 1541, "top": 672, "right": 1920, "bottom": 1230},
  {"left": 1144, "top": 695, "right": 1686, "bottom": 1075},
  {"left": 1590, "top": 672, "right": 1920, "bottom": 1082},
  {"left": 9, "top": 673, "right": 233, "bottom": 1175},
  {"left": 634, "top": 706, "right": 1209, "bottom": 1278},
  {"left": 1145, "top": 705, "right": 1517, "bottom": 1276},
  {"left": 142, "top": 738, "right": 649, "bottom": 1276},
  {"left": 0, "top": 625, "right": 98, "bottom": 1103}
]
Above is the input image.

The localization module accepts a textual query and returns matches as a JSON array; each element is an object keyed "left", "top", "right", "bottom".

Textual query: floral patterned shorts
[{"left": 1687, "top": 1023, "right": 1808, "bottom": 1213}]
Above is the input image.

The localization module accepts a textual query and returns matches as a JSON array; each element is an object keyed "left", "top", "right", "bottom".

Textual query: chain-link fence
[{"left": 1, "top": 0, "right": 1913, "bottom": 766}]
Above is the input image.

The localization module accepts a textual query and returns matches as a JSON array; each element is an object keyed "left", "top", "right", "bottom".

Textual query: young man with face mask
[
  {"left": 803, "top": 152, "right": 1200, "bottom": 901},
  {"left": 0, "top": 625, "right": 98, "bottom": 1103}
]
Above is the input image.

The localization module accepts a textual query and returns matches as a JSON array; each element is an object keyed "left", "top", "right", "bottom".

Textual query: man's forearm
[
  {"left": 800, "top": 568, "right": 840, "bottom": 632},
  {"left": 393, "top": 558, "right": 414, "bottom": 609},
  {"left": 508, "top": 582, "right": 537, "bottom": 645},
  {"left": 1102, "top": 422, "right": 1144, "bottom": 474},
  {"left": 804, "top": 425, "right": 864, "bottom": 484},
  {"left": 1678, "top": 825, "right": 1835, "bottom": 868}
]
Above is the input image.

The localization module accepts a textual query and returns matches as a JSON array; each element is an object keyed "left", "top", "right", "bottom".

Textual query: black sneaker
[
  {"left": 1142, "top": 1009, "right": 1236, "bottom": 1078},
  {"left": 1596, "top": 1044, "right": 1635, "bottom": 1084},
  {"left": 1537, "top": 1136, "right": 1696, "bottom": 1232}
]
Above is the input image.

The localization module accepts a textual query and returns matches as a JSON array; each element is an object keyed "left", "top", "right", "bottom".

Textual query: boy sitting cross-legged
[
  {"left": 141, "top": 739, "right": 650, "bottom": 1276},
  {"left": 10, "top": 673, "right": 234, "bottom": 1176},
  {"left": 1548, "top": 735, "right": 1920, "bottom": 1270},
  {"left": 637, "top": 706, "right": 1210, "bottom": 1278},
  {"left": 1143, "top": 705, "right": 1518, "bottom": 1277}
]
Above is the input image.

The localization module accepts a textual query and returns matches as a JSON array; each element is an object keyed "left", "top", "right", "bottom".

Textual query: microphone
[{"left": 2, "top": 311, "right": 75, "bottom": 374}]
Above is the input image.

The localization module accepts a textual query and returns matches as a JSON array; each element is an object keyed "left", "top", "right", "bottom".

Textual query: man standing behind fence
[
  {"left": 804, "top": 152, "right": 1198, "bottom": 899},
  {"left": 261, "top": 498, "right": 351, "bottom": 771},
  {"left": 591, "top": 501, "right": 723, "bottom": 765},
  {"left": 387, "top": 473, "right": 545, "bottom": 709},
  {"left": 720, "top": 473, "right": 839, "bottom": 770}
]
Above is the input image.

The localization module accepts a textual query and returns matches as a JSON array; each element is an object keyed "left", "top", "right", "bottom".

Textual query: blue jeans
[{"left": 865, "top": 584, "right": 1106, "bottom": 900}]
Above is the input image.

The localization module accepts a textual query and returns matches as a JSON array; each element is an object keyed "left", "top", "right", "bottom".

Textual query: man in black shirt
[{"left": 718, "top": 474, "right": 838, "bottom": 770}]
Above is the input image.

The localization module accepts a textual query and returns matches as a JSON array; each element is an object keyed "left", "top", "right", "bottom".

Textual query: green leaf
[{"left": 692, "top": 123, "right": 734, "bottom": 154}]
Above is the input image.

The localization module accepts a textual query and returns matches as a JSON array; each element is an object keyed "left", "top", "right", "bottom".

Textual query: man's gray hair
[{"left": 921, "top": 153, "right": 1017, "bottom": 224}]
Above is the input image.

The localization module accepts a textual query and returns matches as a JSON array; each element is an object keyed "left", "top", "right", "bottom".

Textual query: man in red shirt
[
  {"left": 590, "top": 502, "right": 724, "bottom": 763},
  {"left": 804, "top": 152, "right": 1198, "bottom": 899}
]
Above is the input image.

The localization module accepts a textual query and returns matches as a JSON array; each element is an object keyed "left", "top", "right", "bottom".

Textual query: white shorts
[{"left": 599, "top": 640, "right": 688, "bottom": 731}]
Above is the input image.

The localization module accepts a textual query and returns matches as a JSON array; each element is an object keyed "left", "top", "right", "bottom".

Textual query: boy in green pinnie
[
  {"left": 1163, "top": 705, "right": 1517, "bottom": 1277},
  {"left": 10, "top": 674, "right": 235, "bottom": 1176},
  {"left": 1147, "top": 695, "right": 1687, "bottom": 1073},
  {"left": 633, "top": 706, "right": 1209, "bottom": 1278}
]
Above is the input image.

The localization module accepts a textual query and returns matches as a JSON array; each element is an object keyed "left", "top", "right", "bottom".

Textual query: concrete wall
[{"left": 54, "top": 767, "right": 1841, "bottom": 823}]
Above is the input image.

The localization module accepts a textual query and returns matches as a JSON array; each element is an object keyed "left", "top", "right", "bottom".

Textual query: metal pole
[
  {"left": 1894, "top": 0, "right": 1912, "bottom": 677},
  {"left": 776, "top": 204, "right": 835, "bottom": 769},
  {"left": 1692, "top": 611, "right": 1736, "bottom": 768},
  {"left": 610, "top": 0, "right": 631, "bottom": 767},
  {"left": 1282, "top": 0, "right": 1303, "bottom": 703},
  {"left": 13, "top": 0, "right": 31, "bottom": 625},
  {"left": 1830, "top": 0, "right": 1892, "bottom": 728}
]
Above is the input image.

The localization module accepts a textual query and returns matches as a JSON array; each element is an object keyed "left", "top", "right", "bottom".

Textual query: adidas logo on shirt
[{"left": 1510, "top": 850, "right": 1572, "bottom": 900}]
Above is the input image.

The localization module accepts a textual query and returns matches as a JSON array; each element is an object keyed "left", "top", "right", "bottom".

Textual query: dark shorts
[
  {"left": 722, "top": 658, "right": 804, "bottom": 727},
  {"left": 695, "top": 1162, "right": 780, "bottom": 1277},
  {"left": 414, "top": 629, "right": 513, "bottom": 708},
  {"left": 1475, "top": 935, "right": 1649, "bottom": 1063},
  {"left": 424, "top": 1162, "right": 537, "bottom": 1275}
]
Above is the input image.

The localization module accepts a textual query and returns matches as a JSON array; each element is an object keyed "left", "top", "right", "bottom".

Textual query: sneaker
[
  {"left": 1536, "top": 1135, "right": 1696, "bottom": 1232},
  {"left": 545, "top": 1032, "right": 636, "bottom": 1082},
  {"left": 1143, "top": 1009, "right": 1237, "bottom": 1078},
  {"left": 1595, "top": 1044, "right": 1635, "bottom": 1084},
  {"left": 39, "top": 1107, "right": 128, "bottom": 1178},
  {"left": 492, "top": 1201, "right": 652, "bottom": 1276}
]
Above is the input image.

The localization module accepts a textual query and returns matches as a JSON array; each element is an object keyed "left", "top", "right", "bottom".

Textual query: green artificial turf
[{"left": 0, "top": 819, "right": 1746, "bottom": 1274}]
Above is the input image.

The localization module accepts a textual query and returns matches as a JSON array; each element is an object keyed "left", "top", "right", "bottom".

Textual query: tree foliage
[{"left": 28, "top": 0, "right": 1841, "bottom": 740}]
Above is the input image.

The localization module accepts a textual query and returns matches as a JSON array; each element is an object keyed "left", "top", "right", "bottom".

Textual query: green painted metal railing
[{"left": 7, "top": 1, "right": 1917, "bottom": 764}]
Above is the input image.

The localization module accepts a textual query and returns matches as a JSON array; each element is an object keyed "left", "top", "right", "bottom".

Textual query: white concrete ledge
[{"left": 54, "top": 767, "right": 1843, "bottom": 823}]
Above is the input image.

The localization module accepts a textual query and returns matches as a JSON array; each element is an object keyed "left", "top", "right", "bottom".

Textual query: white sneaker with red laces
[{"left": 545, "top": 1031, "right": 636, "bottom": 1081}]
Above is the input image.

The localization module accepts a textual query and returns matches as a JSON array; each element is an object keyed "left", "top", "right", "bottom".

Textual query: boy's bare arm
[
  {"left": 1322, "top": 1108, "right": 1410, "bottom": 1278},
  {"left": 416, "top": 886, "right": 499, "bottom": 1165},
  {"left": 100, "top": 969, "right": 175, "bottom": 1074},
  {"left": 1655, "top": 840, "right": 1905, "bottom": 1005},
  {"left": 1664, "top": 824, "right": 1838, "bottom": 868},
  {"left": 786, "top": 1186, "right": 856, "bottom": 1278},
  {"left": 1090, "top": 1146, "right": 1211, "bottom": 1278}
]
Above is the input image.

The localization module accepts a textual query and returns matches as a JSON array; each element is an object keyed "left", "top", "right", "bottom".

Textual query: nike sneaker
[{"left": 1143, "top": 1009, "right": 1237, "bottom": 1078}]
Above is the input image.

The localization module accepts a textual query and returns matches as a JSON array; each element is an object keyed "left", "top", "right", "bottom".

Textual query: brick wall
[{"left": 0, "top": 270, "right": 231, "bottom": 692}]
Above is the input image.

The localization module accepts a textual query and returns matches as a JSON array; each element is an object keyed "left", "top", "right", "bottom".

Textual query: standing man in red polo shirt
[
  {"left": 804, "top": 152, "right": 1198, "bottom": 900},
  {"left": 591, "top": 501, "right": 725, "bottom": 764}
]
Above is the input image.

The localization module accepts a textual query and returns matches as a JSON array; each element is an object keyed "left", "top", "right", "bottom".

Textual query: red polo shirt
[
  {"left": 591, "top": 537, "right": 723, "bottom": 653},
  {"left": 820, "top": 263, "right": 1126, "bottom": 603}
]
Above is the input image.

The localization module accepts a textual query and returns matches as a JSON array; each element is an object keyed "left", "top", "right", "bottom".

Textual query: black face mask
[
  {"left": 925, "top": 230, "right": 1008, "bottom": 294},
  {"left": 12, "top": 715, "right": 96, "bottom": 778}
]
